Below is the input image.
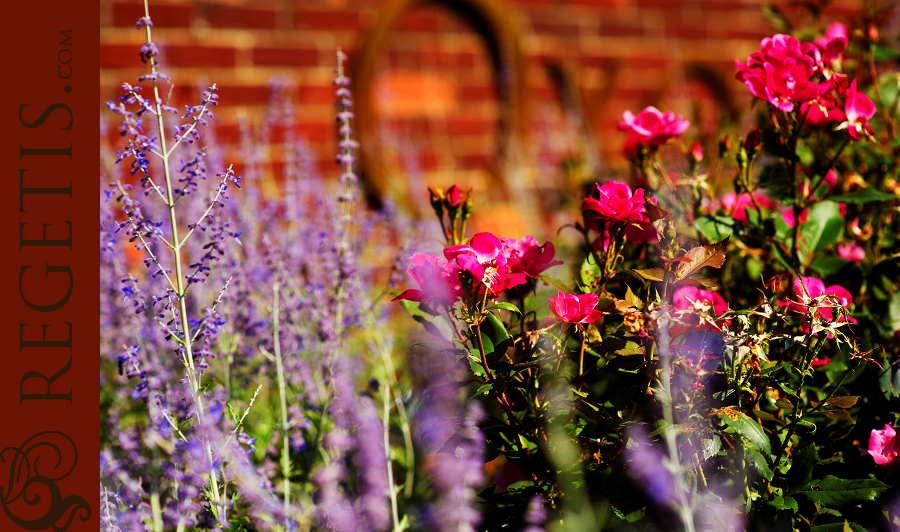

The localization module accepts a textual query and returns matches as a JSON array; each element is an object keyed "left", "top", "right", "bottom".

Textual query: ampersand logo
[{"left": 0, "top": 431, "right": 90, "bottom": 531}]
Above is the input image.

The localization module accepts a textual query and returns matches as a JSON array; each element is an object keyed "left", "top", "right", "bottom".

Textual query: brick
[
  {"left": 100, "top": 43, "right": 141, "bottom": 68},
  {"left": 112, "top": 2, "right": 192, "bottom": 28},
  {"left": 298, "top": 84, "right": 334, "bottom": 105},
  {"left": 532, "top": 21, "right": 581, "bottom": 35},
  {"left": 296, "top": 122, "right": 333, "bottom": 142},
  {"left": 569, "top": 0, "right": 623, "bottom": 5},
  {"left": 579, "top": 55, "right": 616, "bottom": 69},
  {"left": 214, "top": 85, "right": 272, "bottom": 106},
  {"left": 295, "top": 8, "right": 361, "bottom": 31},
  {"left": 446, "top": 118, "right": 492, "bottom": 135},
  {"left": 418, "top": 149, "right": 440, "bottom": 170},
  {"left": 664, "top": 23, "right": 710, "bottom": 40},
  {"left": 253, "top": 47, "right": 320, "bottom": 67},
  {"left": 165, "top": 45, "right": 237, "bottom": 68},
  {"left": 726, "top": 28, "right": 769, "bottom": 41},
  {"left": 395, "top": 10, "right": 444, "bottom": 32},
  {"left": 461, "top": 84, "right": 497, "bottom": 100},
  {"left": 634, "top": 0, "right": 683, "bottom": 7},
  {"left": 598, "top": 23, "right": 645, "bottom": 38},
  {"left": 206, "top": 5, "right": 279, "bottom": 29},
  {"left": 461, "top": 153, "right": 492, "bottom": 169}
]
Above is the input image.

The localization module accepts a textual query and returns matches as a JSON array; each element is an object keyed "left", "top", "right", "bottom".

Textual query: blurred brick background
[{"left": 100, "top": 0, "right": 869, "bottom": 230}]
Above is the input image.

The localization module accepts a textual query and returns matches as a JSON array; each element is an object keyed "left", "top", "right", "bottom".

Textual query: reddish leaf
[
  {"left": 675, "top": 277, "right": 719, "bottom": 289},
  {"left": 675, "top": 238, "right": 729, "bottom": 280},
  {"left": 632, "top": 268, "right": 665, "bottom": 282}
]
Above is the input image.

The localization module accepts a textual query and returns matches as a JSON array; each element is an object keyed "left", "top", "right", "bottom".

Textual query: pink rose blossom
[
  {"left": 781, "top": 208, "right": 808, "bottom": 229},
  {"left": 501, "top": 236, "right": 563, "bottom": 277},
  {"left": 444, "top": 232, "right": 527, "bottom": 296},
  {"left": 717, "top": 191, "right": 774, "bottom": 223},
  {"left": 868, "top": 424, "right": 900, "bottom": 466},
  {"left": 617, "top": 106, "right": 690, "bottom": 146},
  {"left": 838, "top": 242, "right": 865, "bottom": 264},
  {"left": 735, "top": 34, "right": 824, "bottom": 112},
  {"left": 777, "top": 276, "right": 857, "bottom": 337},
  {"left": 549, "top": 291, "right": 603, "bottom": 325},
  {"left": 814, "top": 23, "right": 848, "bottom": 65},
  {"left": 843, "top": 80, "right": 876, "bottom": 141},
  {"left": 801, "top": 99, "right": 846, "bottom": 125},
  {"left": 583, "top": 181, "right": 651, "bottom": 223},
  {"left": 673, "top": 287, "right": 729, "bottom": 317},
  {"left": 810, "top": 357, "right": 832, "bottom": 367},
  {"left": 393, "top": 253, "right": 463, "bottom": 305}
]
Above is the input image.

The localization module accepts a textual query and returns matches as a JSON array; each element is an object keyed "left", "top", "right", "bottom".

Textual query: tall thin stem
[
  {"left": 141, "top": 0, "right": 222, "bottom": 520},
  {"left": 273, "top": 283, "right": 292, "bottom": 517}
]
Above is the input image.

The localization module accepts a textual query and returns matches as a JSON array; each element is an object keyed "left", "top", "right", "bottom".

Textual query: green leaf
[
  {"left": 701, "top": 435, "right": 720, "bottom": 461},
  {"left": 880, "top": 363, "right": 900, "bottom": 399},
  {"left": 767, "top": 496, "right": 798, "bottom": 511},
  {"left": 809, "top": 256, "right": 851, "bottom": 277},
  {"left": 745, "top": 448, "right": 774, "bottom": 480},
  {"left": 695, "top": 215, "right": 734, "bottom": 242},
  {"left": 479, "top": 314, "right": 511, "bottom": 357},
  {"left": 624, "top": 284, "right": 643, "bottom": 309},
  {"left": 488, "top": 302, "right": 521, "bottom": 315},
  {"left": 469, "top": 357, "right": 487, "bottom": 378},
  {"left": 632, "top": 268, "right": 665, "bottom": 282},
  {"left": 713, "top": 406, "right": 770, "bottom": 457},
  {"left": 796, "top": 475, "right": 890, "bottom": 509},
  {"left": 675, "top": 238, "right": 729, "bottom": 280},
  {"left": 580, "top": 256, "right": 601, "bottom": 286},
  {"left": 474, "top": 383, "right": 493, "bottom": 396},
  {"left": 889, "top": 290, "right": 900, "bottom": 332},
  {"left": 398, "top": 299, "right": 453, "bottom": 341},
  {"left": 809, "top": 521, "right": 868, "bottom": 532},
  {"left": 539, "top": 274, "right": 575, "bottom": 295},
  {"left": 829, "top": 188, "right": 898, "bottom": 204},
  {"left": 800, "top": 201, "right": 843, "bottom": 254},
  {"left": 785, "top": 444, "right": 818, "bottom": 493}
]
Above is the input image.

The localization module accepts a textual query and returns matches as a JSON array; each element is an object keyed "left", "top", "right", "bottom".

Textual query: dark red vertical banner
[{"left": 3, "top": 1, "right": 99, "bottom": 531}]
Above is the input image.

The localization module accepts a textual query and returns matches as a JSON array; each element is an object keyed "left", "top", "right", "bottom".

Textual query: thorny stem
[
  {"left": 474, "top": 324, "right": 495, "bottom": 381},
  {"left": 772, "top": 332, "right": 825, "bottom": 470},
  {"left": 868, "top": 44, "right": 896, "bottom": 140},
  {"left": 809, "top": 137, "right": 850, "bottom": 198},
  {"left": 141, "top": 0, "right": 222, "bottom": 520}
]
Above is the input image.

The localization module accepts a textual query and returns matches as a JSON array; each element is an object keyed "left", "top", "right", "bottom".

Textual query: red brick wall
[{"left": 100, "top": 0, "right": 865, "bottom": 224}]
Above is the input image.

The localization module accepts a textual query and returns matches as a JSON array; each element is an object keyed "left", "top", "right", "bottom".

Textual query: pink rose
[
  {"left": 801, "top": 100, "right": 846, "bottom": 126},
  {"left": 444, "top": 232, "right": 527, "bottom": 296},
  {"left": 617, "top": 106, "right": 689, "bottom": 146},
  {"left": 781, "top": 208, "right": 809, "bottom": 229},
  {"left": 814, "top": 23, "right": 848, "bottom": 65},
  {"left": 736, "top": 34, "right": 823, "bottom": 112},
  {"left": 717, "top": 191, "right": 774, "bottom": 223},
  {"left": 673, "top": 287, "right": 729, "bottom": 317},
  {"left": 838, "top": 242, "right": 865, "bottom": 264},
  {"left": 868, "top": 424, "right": 900, "bottom": 466},
  {"left": 777, "top": 276, "right": 857, "bottom": 337},
  {"left": 549, "top": 291, "right": 603, "bottom": 325},
  {"left": 843, "top": 80, "right": 876, "bottom": 141},
  {"left": 393, "top": 253, "right": 463, "bottom": 305},
  {"left": 583, "top": 181, "right": 650, "bottom": 224},
  {"left": 501, "top": 236, "right": 563, "bottom": 277}
]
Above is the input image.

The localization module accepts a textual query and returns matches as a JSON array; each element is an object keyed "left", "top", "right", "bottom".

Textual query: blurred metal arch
[{"left": 350, "top": 0, "right": 528, "bottom": 212}]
